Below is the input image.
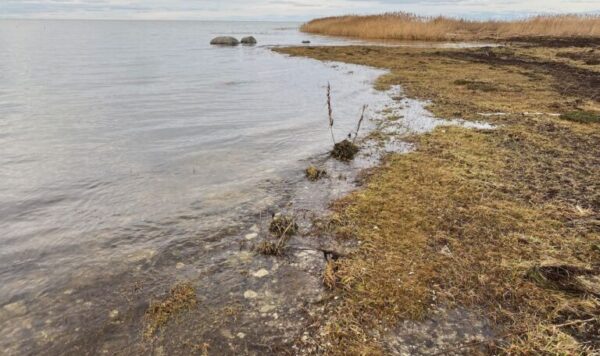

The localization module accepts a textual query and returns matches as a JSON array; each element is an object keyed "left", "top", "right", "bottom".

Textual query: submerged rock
[
  {"left": 210, "top": 36, "right": 240, "bottom": 46},
  {"left": 241, "top": 36, "right": 257, "bottom": 45}
]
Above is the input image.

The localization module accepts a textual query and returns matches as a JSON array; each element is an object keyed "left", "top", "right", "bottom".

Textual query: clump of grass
[
  {"left": 560, "top": 111, "right": 600, "bottom": 123},
  {"left": 331, "top": 139, "right": 359, "bottom": 161},
  {"left": 144, "top": 281, "right": 197, "bottom": 337},
  {"left": 256, "top": 240, "right": 284, "bottom": 256},
  {"left": 269, "top": 215, "right": 298, "bottom": 236},
  {"left": 301, "top": 13, "right": 600, "bottom": 41},
  {"left": 257, "top": 215, "right": 298, "bottom": 256},
  {"left": 323, "top": 259, "right": 338, "bottom": 289},
  {"left": 305, "top": 165, "right": 327, "bottom": 181}
]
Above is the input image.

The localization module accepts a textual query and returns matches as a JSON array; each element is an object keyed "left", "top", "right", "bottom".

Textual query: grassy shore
[
  {"left": 301, "top": 13, "right": 600, "bottom": 42},
  {"left": 275, "top": 39, "right": 599, "bottom": 354}
]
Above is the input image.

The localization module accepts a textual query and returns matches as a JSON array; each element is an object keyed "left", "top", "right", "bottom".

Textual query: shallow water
[
  {"left": 0, "top": 22, "right": 386, "bottom": 285},
  {"left": 0, "top": 19, "right": 397, "bottom": 352},
  {"left": 0, "top": 20, "right": 495, "bottom": 354}
]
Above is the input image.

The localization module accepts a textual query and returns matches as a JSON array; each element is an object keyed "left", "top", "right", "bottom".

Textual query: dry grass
[
  {"left": 301, "top": 13, "right": 600, "bottom": 41},
  {"left": 276, "top": 44, "right": 600, "bottom": 354}
]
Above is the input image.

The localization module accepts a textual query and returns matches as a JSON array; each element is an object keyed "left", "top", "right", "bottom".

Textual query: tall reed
[{"left": 301, "top": 13, "right": 600, "bottom": 41}]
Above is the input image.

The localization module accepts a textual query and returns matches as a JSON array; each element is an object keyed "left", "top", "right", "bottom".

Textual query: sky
[{"left": 1, "top": 0, "right": 599, "bottom": 21}]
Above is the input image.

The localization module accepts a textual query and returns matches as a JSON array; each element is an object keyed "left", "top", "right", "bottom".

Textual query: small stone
[
  {"left": 259, "top": 305, "right": 276, "bottom": 313},
  {"left": 252, "top": 269, "right": 269, "bottom": 278},
  {"left": 243, "top": 290, "right": 258, "bottom": 299},
  {"left": 176, "top": 262, "right": 185, "bottom": 269},
  {"left": 245, "top": 233, "right": 258, "bottom": 240},
  {"left": 3, "top": 301, "right": 27, "bottom": 316},
  {"left": 109, "top": 309, "right": 119, "bottom": 319},
  {"left": 440, "top": 245, "right": 452, "bottom": 257},
  {"left": 237, "top": 332, "right": 246, "bottom": 339},
  {"left": 220, "top": 329, "right": 234, "bottom": 339}
]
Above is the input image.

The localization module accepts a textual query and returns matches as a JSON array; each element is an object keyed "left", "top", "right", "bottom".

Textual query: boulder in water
[
  {"left": 302, "top": 40, "right": 311, "bottom": 44},
  {"left": 210, "top": 36, "right": 240, "bottom": 46},
  {"left": 241, "top": 36, "right": 257, "bottom": 45}
]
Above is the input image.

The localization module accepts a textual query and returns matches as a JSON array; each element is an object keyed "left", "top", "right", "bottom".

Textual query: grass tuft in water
[
  {"left": 144, "top": 281, "right": 197, "bottom": 338},
  {"left": 331, "top": 139, "right": 359, "bottom": 161},
  {"left": 305, "top": 165, "right": 327, "bottom": 181}
]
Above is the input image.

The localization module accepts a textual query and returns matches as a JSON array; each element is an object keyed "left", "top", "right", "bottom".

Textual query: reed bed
[{"left": 301, "top": 13, "right": 600, "bottom": 41}]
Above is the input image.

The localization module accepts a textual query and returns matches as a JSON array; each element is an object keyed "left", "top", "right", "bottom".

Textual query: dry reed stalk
[
  {"left": 353, "top": 105, "right": 368, "bottom": 144},
  {"left": 326, "top": 82, "right": 335, "bottom": 145}
]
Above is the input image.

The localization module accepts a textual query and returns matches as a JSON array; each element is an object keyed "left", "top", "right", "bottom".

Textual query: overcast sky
[{"left": 1, "top": 0, "right": 599, "bottom": 21}]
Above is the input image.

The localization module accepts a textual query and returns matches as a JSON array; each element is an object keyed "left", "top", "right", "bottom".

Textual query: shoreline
[
  {"left": 274, "top": 41, "right": 599, "bottom": 354},
  {"left": 2, "top": 29, "right": 598, "bottom": 354}
]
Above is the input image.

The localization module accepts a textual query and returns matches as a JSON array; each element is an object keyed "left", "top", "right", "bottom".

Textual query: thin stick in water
[
  {"left": 353, "top": 104, "right": 368, "bottom": 144},
  {"left": 327, "top": 82, "right": 335, "bottom": 145}
]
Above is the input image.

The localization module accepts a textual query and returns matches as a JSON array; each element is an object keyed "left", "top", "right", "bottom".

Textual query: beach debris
[
  {"left": 305, "top": 165, "right": 327, "bottom": 181},
  {"left": 331, "top": 139, "right": 359, "bottom": 161},
  {"left": 241, "top": 36, "right": 257, "bottom": 45},
  {"left": 210, "top": 36, "right": 240, "bottom": 46}
]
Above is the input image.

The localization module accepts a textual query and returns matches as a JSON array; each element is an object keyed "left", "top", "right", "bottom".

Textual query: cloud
[{"left": 0, "top": 0, "right": 598, "bottom": 20}]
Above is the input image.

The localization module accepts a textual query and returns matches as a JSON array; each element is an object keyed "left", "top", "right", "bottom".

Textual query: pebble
[
  {"left": 175, "top": 262, "right": 185, "bottom": 269},
  {"left": 245, "top": 233, "right": 258, "bottom": 240},
  {"left": 237, "top": 332, "right": 246, "bottom": 339},
  {"left": 109, "top": 309, "right": 119, "bottom": 319},
  {"left": 2, "top": 301, "right": 27, "bottom": 316},
  {"left": 259, "top": 305, "right": 276, "bottom": 313},
  {"left": 252, "top": 269, "right": 269, "bottom": 278},
  {"left": 243, "top": 290, "right": 258, "bottom": 299},
  {"left": 220, "top": 329, "right": 234, "bottom": 339}
]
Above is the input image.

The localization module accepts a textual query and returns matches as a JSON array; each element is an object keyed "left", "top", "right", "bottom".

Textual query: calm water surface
[{"left": 0, "top": 20, "right": 395, "bottom": 352}]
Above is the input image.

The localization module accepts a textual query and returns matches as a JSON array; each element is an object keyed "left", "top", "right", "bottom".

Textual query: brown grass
[
  {"left": 144, "top": 281, "right": 197, "bottom": 338},
  {"left": 301, "top": 13, "right": 600, "bottom": 41},
  {"left": 275, "top": 44, "right": 600, "bottom": 354}
]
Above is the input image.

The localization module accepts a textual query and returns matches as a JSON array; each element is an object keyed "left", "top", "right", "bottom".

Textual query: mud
[
  {"left": 505, "top": 36, "right": 600, "bottom": 48},
  {"left": 440, "top": 47, "right": 600, "bottom": 102},
  {"left": 557, "top": 50, "right": 600, "bottom": 65}
]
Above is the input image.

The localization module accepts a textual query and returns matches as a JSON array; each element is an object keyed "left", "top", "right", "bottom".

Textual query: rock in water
[
  {"left": 210, "top": 36, "right": 240, "bottom": 46},
  {"left": 302, "top": 40, "right": 311, "bottom": 44},
  {"left": 241, "top": 36, "right": 257, "bottom": 45}
]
